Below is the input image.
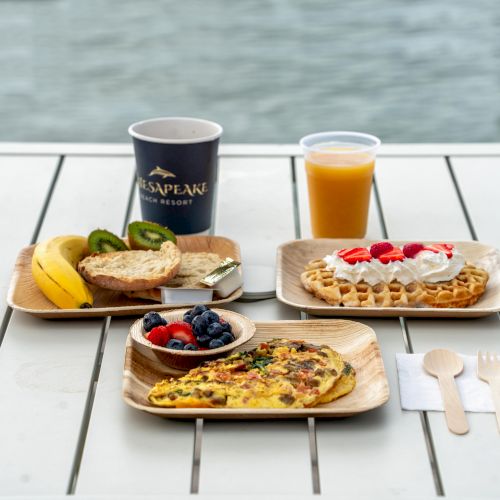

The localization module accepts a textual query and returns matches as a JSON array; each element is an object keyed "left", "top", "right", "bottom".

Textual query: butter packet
[{"left": 201, "top": 258, "right": 243, "bottom": 298}]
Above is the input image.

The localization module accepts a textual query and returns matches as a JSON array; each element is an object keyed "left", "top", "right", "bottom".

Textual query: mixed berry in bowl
[
  {"left": 133, "top": 305, "right": 255, "bottom": 370},
  {"left": 143, "top": 306, "right": 236, "bottom": 351}
]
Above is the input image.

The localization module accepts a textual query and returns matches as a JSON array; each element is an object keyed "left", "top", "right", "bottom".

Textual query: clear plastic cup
[{"left": 300, "top": 131, "right": 381, "bottom": 238}]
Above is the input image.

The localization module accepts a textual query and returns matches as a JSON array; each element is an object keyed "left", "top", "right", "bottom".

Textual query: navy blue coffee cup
[{"left": 128, "top": 117, "right": 223, "bottom": 234}]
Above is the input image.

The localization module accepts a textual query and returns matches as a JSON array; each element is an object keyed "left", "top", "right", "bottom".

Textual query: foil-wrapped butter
[{"left": 201, "top": 257, "right": 243, "bottom": 298}]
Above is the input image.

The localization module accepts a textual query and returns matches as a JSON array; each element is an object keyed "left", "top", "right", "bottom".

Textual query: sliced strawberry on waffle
[
  {"left": 340, "top": 247, "right": 372, "bottom": 264},
  {"left": 424, "top": 243, "right": 454, "bottom": 258},
  {"left": 337, "top": 248, "right": 352, "bottom": 258},
  {"left": 378, "top": 246, "right": 405, "bottom": 264}
]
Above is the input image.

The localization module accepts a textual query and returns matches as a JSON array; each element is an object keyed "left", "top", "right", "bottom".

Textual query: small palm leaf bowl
[{"left": 130, "top": 308, "right": 256, "bottom": 370}]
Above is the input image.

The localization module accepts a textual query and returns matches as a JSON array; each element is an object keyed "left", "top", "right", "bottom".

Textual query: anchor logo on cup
[{"left": 129, "top": 117, "right": 223, "bottom": 235}]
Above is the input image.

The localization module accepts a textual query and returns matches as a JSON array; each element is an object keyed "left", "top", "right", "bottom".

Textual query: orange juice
[{"left": 305, "top": 147, "right": 375, "bottom": 238}]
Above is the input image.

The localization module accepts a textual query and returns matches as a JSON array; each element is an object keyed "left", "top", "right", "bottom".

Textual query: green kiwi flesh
[
  {"left": 88, "top": 229, "right": 129, "bottom": 253},
  {"left": 127, "top": 221, "right": 177, "bottom": 250}
]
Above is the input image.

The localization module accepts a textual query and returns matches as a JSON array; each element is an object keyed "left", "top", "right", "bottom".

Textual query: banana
[{"left": 31, "top": 235, "right": 93, "bottom": 309}]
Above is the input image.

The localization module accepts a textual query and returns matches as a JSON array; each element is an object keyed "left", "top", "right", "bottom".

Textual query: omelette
[
  {"left": 315, "top": 362, "right": 356, "bottom": 405},
  {"left": 148, "top": 339, "right": 355, "bottom": 409}
]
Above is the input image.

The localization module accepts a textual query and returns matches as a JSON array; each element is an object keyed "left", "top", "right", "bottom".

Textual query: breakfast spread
[
  {"left": 301, "top": 242, "right": 489, "bottom": 308},
  {"left": 143, "top": 305, "right": 235, "bottom": 351},
  {"left": 30, "top": 221, "right": 240, "bottom": 309},
  {"left": 148, "top": 338, "right": 356, "bottom": 409}
]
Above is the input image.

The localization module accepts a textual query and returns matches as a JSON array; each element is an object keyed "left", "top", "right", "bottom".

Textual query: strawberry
[
  {"left": 369, "top": 241, "right": 394, "bottom": 258},
  {"left": 424, "top": 243, "right": 454, "bottom": 258},
  {"left": 378, "top": 246, "right": 405, "bottom": 264},
  {"left": 402, "top": 242, "right": 424, "bottom": 258},
  {"left": 337, "top": 248, "right": 351, "bottom": 258},
  {"left": 168, "top": 321, "right": 197, "bottom": 346},
  {"left": 342, "top": 247, "right": 372, "bottom": 264},
  {"left": 147, "top": 325, "right": 171, "bottom": 346}
]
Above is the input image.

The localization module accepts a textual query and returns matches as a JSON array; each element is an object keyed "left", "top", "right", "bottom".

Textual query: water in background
[{"left": 1, "top": 0, "right": 499, "bottom": 143}]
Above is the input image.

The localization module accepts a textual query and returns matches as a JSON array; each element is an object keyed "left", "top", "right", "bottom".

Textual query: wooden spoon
[{"left": 423, "top": 349, "right": 469, "bottom": 435}]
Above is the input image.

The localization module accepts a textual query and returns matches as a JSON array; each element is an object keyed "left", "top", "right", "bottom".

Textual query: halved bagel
[{"left": 77, "top": 241, "right": 181, "bottom": 291}]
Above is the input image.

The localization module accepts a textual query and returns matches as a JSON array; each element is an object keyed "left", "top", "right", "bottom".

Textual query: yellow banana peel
[{"left": 31, "top": 235, "right": 93, "bottom": 309}]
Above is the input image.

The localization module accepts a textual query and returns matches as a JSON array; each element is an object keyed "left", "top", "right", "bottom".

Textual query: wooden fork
[{"left": 477, "top": 351, "right": 500, "bottom": 433}]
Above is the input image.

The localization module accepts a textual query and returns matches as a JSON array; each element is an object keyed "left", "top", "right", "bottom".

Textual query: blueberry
[
  {"left": 201, "top": 310, "right": 219, "bottom": 324},
  {"left": 184, "top": 343, "right": 198, "bottom": 351},
  {"left": 220, "top": 321, "right": 232, "bottom": 333},
  {"left": 219, "top": 332, "right": 235, "bottom": 345},
  {"left": 207, "top": 322, "right": 224, "bottom": 338},
  {"left": 143, "top": 312, "right": 167, "bottom": 332},
  {"left": 183, "top": 313, "right": 193, "bottom": 324},
  {"left": 192, "top": 304, "right": 208, "bottom": 316},
  {"left": 209, "top": 338, "right": 225, "bottom": 349},
  {"left": 166, "top": 339, "right": 184, "bottom": 350},
  {"left": 192, "top": 315, "right": 209, "bottom": 336},
  {"left": 196, "top": 334, "right": 211, "bottom": 347}
]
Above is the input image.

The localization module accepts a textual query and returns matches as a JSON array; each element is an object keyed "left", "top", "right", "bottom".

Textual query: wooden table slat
[
  {"left": 449, "top": 156, "right": 500, "bottom": 247},
  {"left": 375, "top": 156, "right": 471, "bottom": 241}
]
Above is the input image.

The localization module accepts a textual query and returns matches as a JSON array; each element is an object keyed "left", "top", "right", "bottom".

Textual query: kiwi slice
[
  {"left": 127, "top": 220, "right": 177, "bottom": 250},
  {"left": 88, "top": 229, "right": 129, "bottom": 253}
]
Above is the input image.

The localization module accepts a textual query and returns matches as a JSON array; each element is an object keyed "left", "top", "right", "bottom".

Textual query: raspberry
[
  {"left": 147, "top": 325, "right": 171, "bottom": 346},
  {"left": 369, "top": 242, "right": 394, "bottom": 258},
  {"left": 402, "top": 243, "right": 424, "bottom": 258}
]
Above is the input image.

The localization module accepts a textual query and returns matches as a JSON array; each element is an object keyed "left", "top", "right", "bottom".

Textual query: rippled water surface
[{"left": 1, "top": 0, "right": 499, "bottom": 143}]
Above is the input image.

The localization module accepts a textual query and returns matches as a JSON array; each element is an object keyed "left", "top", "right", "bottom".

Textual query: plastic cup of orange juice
[{"left": 300, "top": 131, "right": 381, "bottom": 238}]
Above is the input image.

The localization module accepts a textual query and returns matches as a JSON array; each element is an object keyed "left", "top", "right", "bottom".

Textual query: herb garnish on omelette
[{"left": 148, "top": 339, "right": 356, "bottom": 409}]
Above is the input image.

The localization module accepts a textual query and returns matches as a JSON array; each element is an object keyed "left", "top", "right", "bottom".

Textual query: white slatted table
[{"left": 0, "top": 142, "right": 499, "bottom": 499}]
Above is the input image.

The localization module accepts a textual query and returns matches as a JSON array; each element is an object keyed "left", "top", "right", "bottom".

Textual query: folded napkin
[{"left": 396, "top": 353, "right": 495, "bottom": 412}]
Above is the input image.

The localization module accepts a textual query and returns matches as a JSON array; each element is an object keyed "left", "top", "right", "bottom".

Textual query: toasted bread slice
[
  {"left": 78, "top": 241, "right": 181, "bottom": 291},
  {"left": 124, "top": 251, "right": 221, "bottom": 301},
  {"left": 168, "top": 252, "right": 222, "bottom": 287}
]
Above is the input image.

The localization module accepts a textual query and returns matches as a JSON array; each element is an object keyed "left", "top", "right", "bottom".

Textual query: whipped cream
[{"left": 323, "top": 248, "right": 465, "bottom": 286}]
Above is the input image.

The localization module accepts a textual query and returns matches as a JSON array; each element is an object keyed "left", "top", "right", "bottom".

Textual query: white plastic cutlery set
[{"left": 423, "top": 349, "right": 500, "bottom": 434}]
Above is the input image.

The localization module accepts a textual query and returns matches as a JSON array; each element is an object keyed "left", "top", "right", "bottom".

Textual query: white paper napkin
[{"left": 396, "top": 353, "right": 495, "bottom": 412}]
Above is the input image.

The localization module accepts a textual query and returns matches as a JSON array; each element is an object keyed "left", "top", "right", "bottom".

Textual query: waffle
[{"left": 301, "top": 259, "right": 489, "bottom": 308}]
